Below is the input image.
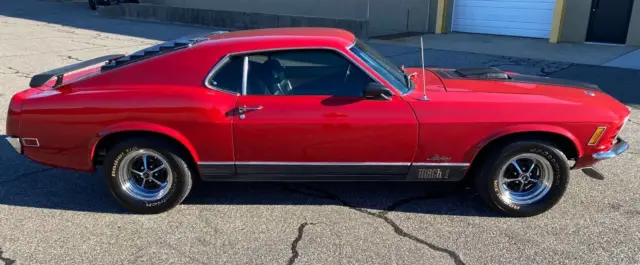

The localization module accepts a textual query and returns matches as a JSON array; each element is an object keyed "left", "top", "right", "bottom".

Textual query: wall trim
[
  {"left": 549, "top": 0, "right": 566, "bottom": 43},
  {"left": 435, "top": 0, "right": 448, "bottom": 34}
]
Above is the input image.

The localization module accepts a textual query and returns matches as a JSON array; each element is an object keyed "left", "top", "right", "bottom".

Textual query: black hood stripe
[{"left": 435, "top": 69, "right": 600, "bottom": 91}]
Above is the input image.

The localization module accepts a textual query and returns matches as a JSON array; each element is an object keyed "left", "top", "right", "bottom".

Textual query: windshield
[{"left": 349, "top": 40, "right": 411, "bottom": 94}]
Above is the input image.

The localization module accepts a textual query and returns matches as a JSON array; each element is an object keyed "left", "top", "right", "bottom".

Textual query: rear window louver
[{"left": 101, "top": 31, "right": 227, "bottom": 71}]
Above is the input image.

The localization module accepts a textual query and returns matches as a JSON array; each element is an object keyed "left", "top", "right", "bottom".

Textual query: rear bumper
[
  {"left": 5, "top": 136, "right": 21, "bottom": 154},
  {"left": 593, "top": 138, "right": 629, "bottom": 160}
]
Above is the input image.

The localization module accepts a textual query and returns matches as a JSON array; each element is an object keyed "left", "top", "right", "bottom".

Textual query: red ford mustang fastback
[{"left": 5, "top": 28, "right": 631, "bottom": 216}]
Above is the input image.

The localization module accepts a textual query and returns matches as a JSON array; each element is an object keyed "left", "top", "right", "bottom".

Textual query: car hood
[{"left": 421, "top": 68, "right": 627, "bottom": 111}]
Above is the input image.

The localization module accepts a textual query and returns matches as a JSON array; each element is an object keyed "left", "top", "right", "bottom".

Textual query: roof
[{"left": 206, "top": 27, "right": 356, "bottom": 47}]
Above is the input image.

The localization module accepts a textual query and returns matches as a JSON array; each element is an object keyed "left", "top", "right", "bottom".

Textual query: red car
[{"left": 5, "top": 28, "right": 631, "bottom": 216}]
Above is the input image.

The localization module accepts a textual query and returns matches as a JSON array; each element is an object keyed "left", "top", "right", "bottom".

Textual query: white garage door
[{"left": 452, "top": 0, "right": 556, "bottom": 38}]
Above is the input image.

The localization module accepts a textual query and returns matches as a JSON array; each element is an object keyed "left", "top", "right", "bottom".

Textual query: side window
[
  {"left": 209, "top": 56, "right": 243, "bottom": 93},
  {"left": 245, "top": 50, "right": 374, "bottom": 96}
]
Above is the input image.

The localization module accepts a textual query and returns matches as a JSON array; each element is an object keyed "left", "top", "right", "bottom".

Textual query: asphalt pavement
[{"left": 0, "top": 1, "right": 639, "bottom": 265}]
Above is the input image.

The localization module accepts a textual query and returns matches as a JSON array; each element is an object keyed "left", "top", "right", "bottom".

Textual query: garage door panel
[
  {"left": 453, "top": 19, "right": 552, "bottom": 31},
  {"left": 459, "top": 0, "right": 554, "bottom": 2},
  {"left": 452, "top": 0, "right": 556, "bottom": 38},
  {"left": 454, "top": 8, "right": 553, "bottom": 23},
  {"left": 452, "top": 25, "right": 550, "bottom": 38},
  {"left": 456, "top": 1, "right": 555, "bottom": 10}
]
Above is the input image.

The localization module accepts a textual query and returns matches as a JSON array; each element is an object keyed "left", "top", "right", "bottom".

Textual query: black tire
[
  {"left": 474, "top": 140, "right": 570, "bottom": 217},
  {"left": 88, "top": 0, "right": 97, "bottom": 10},
  {"left": 103, "top": 138, "right": 193, "bottom": 214}
]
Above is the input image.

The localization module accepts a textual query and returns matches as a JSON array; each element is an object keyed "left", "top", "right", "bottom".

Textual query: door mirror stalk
[{"left": 364, "top": 83, "right": 393, "bottom": 100}]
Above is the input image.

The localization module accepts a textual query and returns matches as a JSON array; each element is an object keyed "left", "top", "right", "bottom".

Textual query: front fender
[
  {"left": 91, "top": 121, "right": 200, "bottom": 162},
  {"left": 464, "top": 124, "right": 584, "bottom": 162}
]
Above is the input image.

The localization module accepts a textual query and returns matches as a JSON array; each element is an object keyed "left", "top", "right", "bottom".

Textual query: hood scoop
[{"left": 454, "top": 67, "right": 510, "bottom": 80}]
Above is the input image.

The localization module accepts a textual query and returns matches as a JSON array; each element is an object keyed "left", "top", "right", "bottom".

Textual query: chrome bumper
[
  {"left": 593, "top": 138, "right": 629, "bottom": 160},
  {"left": 5, "top": 136, "right": 22, "bottom": 154}
]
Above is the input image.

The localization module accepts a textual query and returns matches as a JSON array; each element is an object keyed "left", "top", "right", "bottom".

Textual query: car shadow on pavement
[{"left": 0, "top": 138, "right": 500, "bottom": 217}]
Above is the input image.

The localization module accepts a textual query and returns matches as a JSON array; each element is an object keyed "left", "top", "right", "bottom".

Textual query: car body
[{"left": 4, "top": 28, "right": 631, "bottom": 216}]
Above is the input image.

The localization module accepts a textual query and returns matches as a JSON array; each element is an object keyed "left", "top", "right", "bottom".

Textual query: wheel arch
[
  {"left": 465, "top": 125, "right": 582, "bottom": 179},
  {"left": 91, "top": 122, "right": 200, "bottom": 167}
]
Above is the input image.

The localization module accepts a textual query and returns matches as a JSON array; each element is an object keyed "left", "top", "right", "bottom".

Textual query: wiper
[{"left": 398, "top": 65, "right": 415, "bottom": 89}]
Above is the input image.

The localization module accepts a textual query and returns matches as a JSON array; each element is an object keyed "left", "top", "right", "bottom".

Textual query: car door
[{"left": 230, "top": 48, "right": 419, "bottom": 178}]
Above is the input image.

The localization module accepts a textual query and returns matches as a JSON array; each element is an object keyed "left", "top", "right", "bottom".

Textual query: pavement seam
[
  {"left": 601, "top": 48, "right": 639, "bottom": 66},
  {"left": 281, "top": 184, "right": 466, "bottom": 265},
  {"left": 0, "top": 248, "right": 16, "bottom": 265},
  {"left": 287, "top": 222, "right": 317, "bottom": 265}
]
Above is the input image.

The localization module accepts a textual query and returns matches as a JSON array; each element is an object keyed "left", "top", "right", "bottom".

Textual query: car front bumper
[
  {"left": 5, "top": 136, "right": 21, "bottom": 154},
  {"left": 593, "top": 137, "right": 629, "bottom": 160}
]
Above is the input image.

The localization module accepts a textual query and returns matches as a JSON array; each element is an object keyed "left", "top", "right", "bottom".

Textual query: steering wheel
[{"left": 262, "top": 59, "right": 292, "bottom": 95}]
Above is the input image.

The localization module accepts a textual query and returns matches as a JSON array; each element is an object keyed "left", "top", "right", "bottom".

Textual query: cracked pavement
[{"left": 0, "top": 0, "right": 639, "bottom": 264}]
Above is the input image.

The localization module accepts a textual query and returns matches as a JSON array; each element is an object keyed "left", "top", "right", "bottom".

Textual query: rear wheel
[
  {"left": 103, "top": 138, "right": 193, "bottom": 214},
  {"left": 474, "top": 140, "right": 570, "bottom": 217}
]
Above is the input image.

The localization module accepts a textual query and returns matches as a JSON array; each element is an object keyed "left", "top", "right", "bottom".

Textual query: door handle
[{"left": 238, "top": 105, "right": 263, "bottom": 113}]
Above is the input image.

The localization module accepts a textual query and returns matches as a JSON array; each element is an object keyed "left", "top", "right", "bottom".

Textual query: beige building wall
[
  {"left": 627, "top": 0, "right": 640, "bottom": 46},
  {"left": 558, "top": 0, "right": 590, "bottom": 43},
  {"left": 140, "top": 0, "right": 436, "bottom": 37},
  {"left": 140, "top": 0, "right": 369, "bottom": 19},
  {"left": 559, "top": 0, "right": 640, "bottom": 46},
  {"left": 366, "top": 0, "right": 434, "bottom": 36}
]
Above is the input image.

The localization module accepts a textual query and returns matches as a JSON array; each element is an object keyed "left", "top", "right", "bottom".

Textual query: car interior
[{"left": 210, "top": 51, "right": 373, "bottom": 96}]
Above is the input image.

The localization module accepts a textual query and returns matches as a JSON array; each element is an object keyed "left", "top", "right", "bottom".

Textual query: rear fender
[
  {"left": 91, "top": 122, "right": 200, "bottom": 162},
  {"left": 464, "top": 124, "right": 583, "bottom": 162}
]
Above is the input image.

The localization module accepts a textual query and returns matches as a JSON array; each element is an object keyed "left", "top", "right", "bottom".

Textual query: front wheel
[
  {"left": 475, "top": 140, "right": 570, "bottom": 217},
  {"left": 103, "top": 138, "right": 193, "bottom": 214}
]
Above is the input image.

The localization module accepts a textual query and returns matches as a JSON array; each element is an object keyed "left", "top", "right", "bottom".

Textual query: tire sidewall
[
  {"left": 482, "top": 142, "right": 569, "bottom": 216},
  {"left": 104, "top": 141, "right": 191, "bottom": 213}
]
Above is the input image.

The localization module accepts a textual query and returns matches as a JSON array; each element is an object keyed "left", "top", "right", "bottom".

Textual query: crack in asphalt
[
  {"left": 378, "top": 193, "right": 449, "bottom": 216},
  {"left": 2, "top": 67, "right": 31, "bottom": 78},
  {"left": 63, "top": 55, "right": 83, "bottom": 62},
  {"left": 0, "top": 168, "right": 56, "bottom": 184},
  {"left": 287, "top": 222, "right": 317, "bottom": 265},
  {"left": 0, "top": 248, "right": 16, "bottom": 265},
  {"left": 483, "top": 56, "right": 573, "bottom": 77},
  {"left": 281, "top": 184, "right": 466, "bottom": 265}
]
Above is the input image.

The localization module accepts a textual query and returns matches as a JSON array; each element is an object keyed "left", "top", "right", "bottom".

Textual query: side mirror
[{"left": 364, "top": 82, "right": 392, "bottom": 100}]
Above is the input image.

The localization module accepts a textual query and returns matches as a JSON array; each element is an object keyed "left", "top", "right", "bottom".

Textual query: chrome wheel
[
  {"left": 497, "top": 153, "right": 554, "bottom": 205},
  {"left": 117, "top": 149, "right": 173, "bottom": 201}
]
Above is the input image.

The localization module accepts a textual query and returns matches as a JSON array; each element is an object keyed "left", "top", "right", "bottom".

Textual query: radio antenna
[{"left": 420, "top": 37, "right": 428, "bottom": 101}]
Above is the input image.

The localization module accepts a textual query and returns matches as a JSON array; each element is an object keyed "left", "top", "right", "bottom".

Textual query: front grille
[{"left": 610, "top": 116, "right": 630, "bottom": 142}]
